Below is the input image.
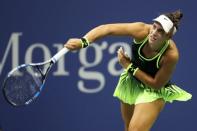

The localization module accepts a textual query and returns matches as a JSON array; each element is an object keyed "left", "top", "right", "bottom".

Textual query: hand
[
  {"left": 117, "top": 47, "right": 131, "bottom": 69},
  {"left": 64, "top": 38, "right": 82, "bottom": 51}
]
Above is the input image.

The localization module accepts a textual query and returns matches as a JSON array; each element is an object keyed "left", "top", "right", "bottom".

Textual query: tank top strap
[
  {"left": 156, "top": 40, "right": 170, "bottom": 68},
  {"left": 133, "top": 37, "right": 148, "bottom": 45}
]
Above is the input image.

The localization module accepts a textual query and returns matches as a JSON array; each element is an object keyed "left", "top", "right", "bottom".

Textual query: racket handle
[{"left": 51, "top": 48, "right": 69, "bottom": 63}]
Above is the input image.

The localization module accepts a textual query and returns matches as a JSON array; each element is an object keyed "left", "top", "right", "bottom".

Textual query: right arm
[
  {"left": 65, "top": 22, "right": 150, "bottom": 50},
  {"left": 84, "top": 22, "right": 150, "bottom": 42}
]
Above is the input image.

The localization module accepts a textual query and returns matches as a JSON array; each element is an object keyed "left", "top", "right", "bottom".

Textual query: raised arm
[
  {"left": 65, "top": 22, "right": 150, "bottom": 50},
  {"left": 84, "top": 22, "right": 150, "bottom": 42}
]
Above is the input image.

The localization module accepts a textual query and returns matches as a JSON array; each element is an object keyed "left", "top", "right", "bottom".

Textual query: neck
[{"left": 147, "top": 41, "right": 166, "bottom": 52}]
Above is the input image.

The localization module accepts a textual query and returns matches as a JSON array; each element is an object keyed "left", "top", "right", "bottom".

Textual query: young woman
[{"left": 64, "top": 10, "right": 192, "bottom": 131}]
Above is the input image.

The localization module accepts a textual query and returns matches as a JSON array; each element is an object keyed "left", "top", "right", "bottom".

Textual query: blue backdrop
[{"left": 0, "top": 0, "right": 196, "bottom": 131}]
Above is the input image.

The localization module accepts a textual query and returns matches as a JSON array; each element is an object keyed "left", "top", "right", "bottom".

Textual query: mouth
[{"left": 149, "top": 35, "right": 157, "bottom": 41}]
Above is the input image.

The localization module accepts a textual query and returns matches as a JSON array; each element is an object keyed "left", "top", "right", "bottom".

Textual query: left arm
[
  {"left": 117, "top": 43, "right": 179, "bottom": 89},
  {"left": 134, "top": 53, "right": 178, "bottom": 89}
]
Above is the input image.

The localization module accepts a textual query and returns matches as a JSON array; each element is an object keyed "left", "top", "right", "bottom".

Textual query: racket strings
[{"left": 3, "top": 65, "right": 44, "bottom": 105}]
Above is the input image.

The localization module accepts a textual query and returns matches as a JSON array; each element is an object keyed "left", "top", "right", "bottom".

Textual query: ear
[
  {"left": 167, "top": 30, "right": 173, "bottom": 38},
  {"left": 167, "top": 33, "right": 173, "bottom": 38},
  {"left": 167, "top": 26, "right": 176, "bottom": 38}
]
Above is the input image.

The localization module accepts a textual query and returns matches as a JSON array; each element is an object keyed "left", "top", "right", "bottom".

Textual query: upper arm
[
  {"left": 105, "top": 22, "right": 151, "bottom": 39},
  {"left": 154, "top": 44, "right": 179, "bottom": 88},
  {"left": 84, "top": 22, "right": 151, "bottom": 43}
]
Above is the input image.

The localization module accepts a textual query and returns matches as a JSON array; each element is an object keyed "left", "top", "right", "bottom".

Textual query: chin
[{"left": 148, "top": 38, "right": 154, "bottom": 44}]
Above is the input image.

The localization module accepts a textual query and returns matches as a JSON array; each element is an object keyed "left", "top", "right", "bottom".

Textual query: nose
[
  {"left": 152, "top": 28, "right": 157, "bottom": 34},
  {"left": 151, "top": 29, "right": 158, "bottom": 36}
]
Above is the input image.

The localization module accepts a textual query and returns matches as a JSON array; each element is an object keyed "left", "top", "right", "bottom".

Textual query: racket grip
[{"left": 51, "top": 48, "right": 69, "bottom": 63}]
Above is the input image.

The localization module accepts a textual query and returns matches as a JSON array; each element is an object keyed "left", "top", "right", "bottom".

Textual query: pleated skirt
[{"left": 113, "top": 71, "right": 192, "bottom": 105}]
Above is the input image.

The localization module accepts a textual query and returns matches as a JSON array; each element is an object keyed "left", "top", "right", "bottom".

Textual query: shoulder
[
  {"left": 161, "top": 40, "right": 179, "bottom": 66},
  {"left": 130, "top": 22, "right": 151, "bottom": 41}
]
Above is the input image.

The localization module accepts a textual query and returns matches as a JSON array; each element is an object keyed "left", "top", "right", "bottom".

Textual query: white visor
[{"left": 153, "top": 15, "right": 177, "bottom": 34}]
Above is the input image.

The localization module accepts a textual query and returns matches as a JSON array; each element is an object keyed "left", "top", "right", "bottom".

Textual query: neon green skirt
[{"left": 113, "top": 71, "right": 192, "bottom": 105}]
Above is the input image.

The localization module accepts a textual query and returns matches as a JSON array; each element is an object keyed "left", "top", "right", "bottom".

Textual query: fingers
[
  {"left": 117, "top": 47, "right": 124, "bottom": 54},
  {"left": 117, "top": 47, "right": 124, "bottom": 62},
  {"left": 117, "top": 47, "right": 125, "bottom": 59},
  {"left": 124, "top": 51, "right": 129, "bottom": 58},
  {"left": 117, "top": 47, "right": 131, "bottom": 69},
  {"left": 64, "top": 38, "right": 82, "bottom": 50},
  {"left": 117, "top": 47, "right": 130, "bottom": 60}
]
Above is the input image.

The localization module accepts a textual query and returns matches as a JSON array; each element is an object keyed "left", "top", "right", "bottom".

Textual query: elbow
[
  {"left": 97, "top": 24, "right": 111, "bottom": 35},
  {"left": 97, "top": 24, "right": 117, "bottom": 35},
  {"left": 151, "top": 84, "right": 163, "bottom": 90},
  {"left": 150, "top": 81, "right": 165, "bottom": 90}
]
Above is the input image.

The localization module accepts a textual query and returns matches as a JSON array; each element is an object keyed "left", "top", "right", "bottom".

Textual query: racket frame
[{"left": 2, "top": 48, "right": 69, "bottom": 106}]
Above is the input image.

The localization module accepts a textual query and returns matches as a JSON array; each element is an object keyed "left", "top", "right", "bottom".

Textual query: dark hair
[{"left": 164, "top": 10, "right": 183, "bottom": 30}]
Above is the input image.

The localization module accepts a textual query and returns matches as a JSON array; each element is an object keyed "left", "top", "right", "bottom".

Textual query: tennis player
[{"left": 65, "top": 10, "right": 192, "bottom": 131}]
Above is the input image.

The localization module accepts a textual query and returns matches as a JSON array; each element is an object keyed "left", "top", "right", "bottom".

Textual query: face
[{"left": 148, "top": 22, "right": 169, "bottom": 47}]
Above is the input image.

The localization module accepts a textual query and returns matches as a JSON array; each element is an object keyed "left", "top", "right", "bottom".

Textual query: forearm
[
  {"left": 134, "top": 69, "right": 161, "bottom": 89},
  {"left": 126, "top": 64, "right": 165, "bottom": 89}
]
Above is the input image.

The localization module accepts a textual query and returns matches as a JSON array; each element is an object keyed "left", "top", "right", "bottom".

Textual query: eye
[
  {"left": 153, "top": 24, "right": 156, "bottom": 29},
  {"left": 157, "top": 29, "right": 165, "bottom": 34}
]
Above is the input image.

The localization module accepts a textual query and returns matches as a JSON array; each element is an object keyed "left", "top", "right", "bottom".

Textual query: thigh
[
  {"left": 129, "top": 99, "right": 165, "bottom": 131},
  {"left": 121, "top": 102, "right": 135, "bottom": 125}
]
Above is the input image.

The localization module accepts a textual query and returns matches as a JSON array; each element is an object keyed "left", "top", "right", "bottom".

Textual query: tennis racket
[{"left": 2, "top": 48, "right": 69, "bottom": 107}]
